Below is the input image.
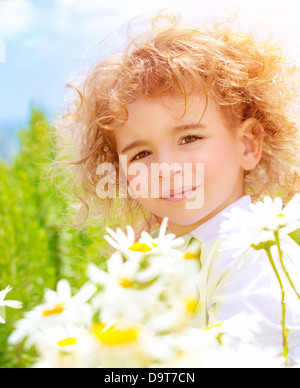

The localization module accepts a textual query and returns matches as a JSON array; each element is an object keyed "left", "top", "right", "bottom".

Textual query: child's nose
[
  {"left": 157, "top": 148, "right": 179, "bottom": 165},
  {"left": 156, "top": 150, "right": 183, "bottom": 178}
]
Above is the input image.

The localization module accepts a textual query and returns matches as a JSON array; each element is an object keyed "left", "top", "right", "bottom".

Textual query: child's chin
[{"left": 164, "top": 210, "right": 206, "bottom": 227}]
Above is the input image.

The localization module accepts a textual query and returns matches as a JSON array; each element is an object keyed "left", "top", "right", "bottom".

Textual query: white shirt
[{"left": 190, "top": 196, "right": 300, "bottom": 365}]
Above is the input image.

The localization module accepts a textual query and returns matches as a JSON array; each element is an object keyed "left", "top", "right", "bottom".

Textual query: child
[{"left": 56, "top": 12, "right": 300, "bottom": 364}]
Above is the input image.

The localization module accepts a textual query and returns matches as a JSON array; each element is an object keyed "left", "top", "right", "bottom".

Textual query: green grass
[{"left": 0, "top": 108, "right": 108, "bottom": 367}]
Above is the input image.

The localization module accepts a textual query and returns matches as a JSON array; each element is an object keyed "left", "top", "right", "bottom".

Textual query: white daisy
[
  {"left": 73, "top": 317, "right": 162, "bottom": 368},
  {"left": 219, "top": 195, "right": 300, "bottom": 260},
  {"left": 105, "top": 217, "right": 184, "bottom": 259},
  {"left": 0, "top": 286, "right": 22, "bottom": 324},
  {"left": 139, "top": 217, "right": 185, "bottom": 257},
  {"left": 32, "top": 325, "right": 89, "bottom": 368},
  {"left": 8, "top": 280, "right": 96, "bottom": 348},
  {"left": 222, "top": 195, "right": 300, "bottom": 235},
  {"left": 89, "top": 218, "right": 200, "bottom": 327},
  {"left": 87, "top": 256, "right": 164, "bottom": 324},
  {"left": 104, "top": 225, "right": 136, "bottom": 252},
  {"left": 279, "top": 193, "right": 300, "bottom": 234}
]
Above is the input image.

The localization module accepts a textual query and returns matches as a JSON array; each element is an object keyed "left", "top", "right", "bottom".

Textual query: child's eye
[
  {"left": 130, "top": 150, "right": 151, "bottom": 162},
  {"left": 180, "top": 135, "right": 202, "bottom": 145}
]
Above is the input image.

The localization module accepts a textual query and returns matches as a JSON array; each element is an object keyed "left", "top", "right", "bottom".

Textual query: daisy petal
[{"left": 3, "top": 301, "right": 22, "bottom": 309}]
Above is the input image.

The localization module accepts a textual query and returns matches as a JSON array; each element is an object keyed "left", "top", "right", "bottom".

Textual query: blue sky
[{"left": 0, "top": 0, "right": 299, "bottom": 134}]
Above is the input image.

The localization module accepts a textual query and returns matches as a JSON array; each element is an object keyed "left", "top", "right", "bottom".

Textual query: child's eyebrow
[
  {"left": 120, "top": 123, "right": 207, "bottom": 154},
  {"left": 173, "top": 123, "right": 207, "bottom": 132}
]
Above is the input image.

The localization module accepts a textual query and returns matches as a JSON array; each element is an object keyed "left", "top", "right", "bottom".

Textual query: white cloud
[
  {"left": 50, "top": 0, "right": 300, "bottom": 62},
  {"left": 0, "top": 0, "right": 34, "bottom": 38},
  {"left": 51, "top": 0, "right": 300, "bottom": 39},
  {"left": 52, "top": 0, "right": 211, "bottom": 36}
]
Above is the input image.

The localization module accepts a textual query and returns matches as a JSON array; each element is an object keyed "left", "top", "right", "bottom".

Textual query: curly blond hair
[{"left": 55, "top": 12, "right": 300, "bottom": 233}]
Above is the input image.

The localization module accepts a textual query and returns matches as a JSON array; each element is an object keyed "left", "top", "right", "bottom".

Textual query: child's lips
[{"left": 160, "top": 186, "right": 199, "bottom": 202}]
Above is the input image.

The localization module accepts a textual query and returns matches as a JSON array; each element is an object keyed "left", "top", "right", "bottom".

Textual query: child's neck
[{"left": 168, "top": 193, "right": 244, "bottom": 237}]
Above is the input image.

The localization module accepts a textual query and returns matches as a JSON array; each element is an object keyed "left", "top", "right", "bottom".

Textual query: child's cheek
[
  {"left": 205, "top": 143, "right": 241, "bottom": 188},
  {"left": 127, "top": 165, "right": 150, "bottom": 199}
]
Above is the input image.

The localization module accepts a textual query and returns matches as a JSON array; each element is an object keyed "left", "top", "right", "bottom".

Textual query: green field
[{"left": 0, "top": 109, "right": 108, "bottom": 367}]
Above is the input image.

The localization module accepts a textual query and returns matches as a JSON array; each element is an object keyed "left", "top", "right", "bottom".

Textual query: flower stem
[
  {"left": 274, "top": 230, "right": 300, "bottom": 300},
  {"left": 264, "top": 247, "right": 289, "bottom": 365}
]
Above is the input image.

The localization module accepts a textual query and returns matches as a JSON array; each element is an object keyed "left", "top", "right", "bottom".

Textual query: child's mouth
[{"left": 160, "top": 186, "right": 199, "bottom": 203}]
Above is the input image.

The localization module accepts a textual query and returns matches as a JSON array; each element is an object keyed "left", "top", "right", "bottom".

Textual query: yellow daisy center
[
  {"left": 91, "top": 323, "right": 139, "bottom": 346},
  {"left": 118, "top": 277, "right": 133, "bottom": 288},
  {"left": 43, "top": 304, "right": 65, "bottom": 317},
  {"left": 57, "top": 337, "right": 77, "bottom": 347},
  {"left": 129, "top": 242, "right": 158, "bottom": 253}
]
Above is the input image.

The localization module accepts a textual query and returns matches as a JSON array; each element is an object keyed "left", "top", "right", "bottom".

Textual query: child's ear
[{"left": 238, "top": 118, "right": 264, "bottom": 171}]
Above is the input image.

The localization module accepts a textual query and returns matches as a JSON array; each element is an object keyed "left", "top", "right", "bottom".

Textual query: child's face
[{"left": 114, "top": 94, "right": 245, "bottom": 236}]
